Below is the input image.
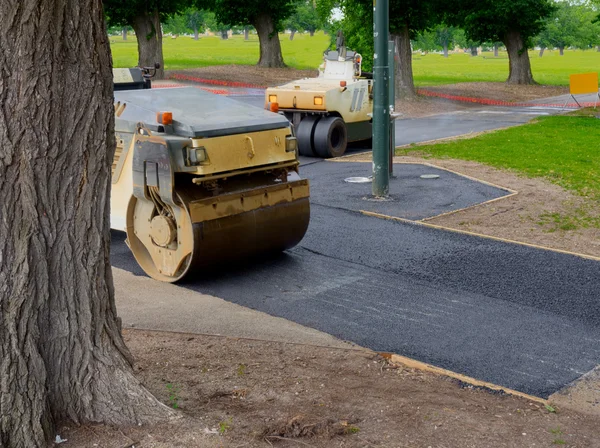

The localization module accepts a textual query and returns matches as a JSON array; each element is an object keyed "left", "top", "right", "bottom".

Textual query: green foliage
[
  {"left": 399, "top": 114, "right": 600, "bottom": 203},
  {"left": 447, "top": 0, "right": 556, "bottom": 45},
  {"left": 212, "top": 0, "right": 300, "bottom": 30},
  {"left": 104, "top": 0, "right": 191, "bottom": 28},
  {"left": 285, "top": 0, "right": 322, "bottom": 33},
  {"left": 165, "top": 383, "right": 181, "bottom": 409},
  {"left": 536, "top": 1, "right": 600, "bottom": 50}
]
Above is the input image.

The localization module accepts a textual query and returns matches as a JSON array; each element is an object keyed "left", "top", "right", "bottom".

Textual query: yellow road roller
[
  {"left": 265, "top": 44, "right": 373, "bottom": 158},
  {"left": 111, "top": 68, "right": 310, "bottom": 282}
]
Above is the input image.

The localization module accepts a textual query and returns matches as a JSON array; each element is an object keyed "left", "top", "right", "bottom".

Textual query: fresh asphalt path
[{"left": 110, "top": 158, "right": 600, "bottom": 398}]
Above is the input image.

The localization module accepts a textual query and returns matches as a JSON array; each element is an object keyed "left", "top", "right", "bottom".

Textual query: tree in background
[
  {"left": 285, "top": 1, "right": 321, "bottom": 39},
  {"left": 104, "top": 0, "right": 191, "bottom": 79},
  {"left": 435, "top": 25, "right": 461, "bottom": 57},
  {"left": 0, "top": 0, "right": 174, "bottom": 446},
  {"left": 447, "top": 0, "right": 556, "bottom": 84},
  {"left": 211, "top": 0, "right": 300, "bottom": 67},
  {"left": 536, "top": 1, "right": 600, "bottom": 55},
  {"left": 204, "top": 11, "right": 231, "bottom": 39}
]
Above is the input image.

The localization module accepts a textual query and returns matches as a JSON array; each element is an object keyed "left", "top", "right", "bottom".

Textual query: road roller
[
  {"left": 111, "top": 67, "right": 310, "bottom": 282},
  {"left": 265, "top": 42, "right": 373, "bottom": 158}
]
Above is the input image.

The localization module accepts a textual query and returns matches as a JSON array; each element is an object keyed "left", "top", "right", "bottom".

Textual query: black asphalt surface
[
  {"left": 111, "top": 183, "right": 600, "bottom": 398},
  {"left": 302, "top": 162, "right": 511, "bottom": 220}
]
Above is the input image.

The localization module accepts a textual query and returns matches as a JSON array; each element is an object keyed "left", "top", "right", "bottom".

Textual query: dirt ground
[
  {"left": 56, "top": 68, "right": 600, "bottom": 447},
  {"left": 167, "top": 66, "right": 318, "bottom": 87},
  {"left": 419, "top": 82, "right": 569, "bottom": 103},
  {"left": 59, "top": 330, "right": 600, "bottom": 448}
]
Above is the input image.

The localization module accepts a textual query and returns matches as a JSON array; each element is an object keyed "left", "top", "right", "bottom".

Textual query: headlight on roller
[
  {"left": 186, "top": 141, "right": 209, "bottom": 166},
  {"left": 285, "top": 136, "right": 298, "bottom": 153},
  {"left": 314, "top": 96, "right": 324, "bottom": 106},
  {"left": 269, "top": 95, "right": 278, "bottom": 103}
]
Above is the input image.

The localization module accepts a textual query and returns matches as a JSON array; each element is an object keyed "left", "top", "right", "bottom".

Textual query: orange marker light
[
  {"left": 340, "top": 81, "right": 347, "bottom": 87},
  {"left": 156, "top": 111, "right": 173, "bottom": 125},
  {"left": 269, "top": 102, "right": 279, "bottom": 113}
]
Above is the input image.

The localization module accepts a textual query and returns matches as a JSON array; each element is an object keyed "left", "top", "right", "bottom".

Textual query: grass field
[
  {"left": 398, "top": 110, "right": 600, "bottom": 229},
  {"left": 110, "top": 33, "right": 600, "bottom": 86},
  {"left": 109, "top": 32, "right": 330, "bottom": 71}
]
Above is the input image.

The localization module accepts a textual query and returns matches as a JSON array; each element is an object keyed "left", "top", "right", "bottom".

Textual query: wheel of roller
[
  {"left": 125, "top": 192, "right": 197, "bottom": 283},
  {"left": 313, "top": 116, "right": 348, "bottom": 158},
  {"left": 296, "top": 116, "right": 319, "bottom": 157}
]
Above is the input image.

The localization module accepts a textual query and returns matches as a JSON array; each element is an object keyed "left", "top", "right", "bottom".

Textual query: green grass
[
  {"left": 412, "top": 49, "right": 600, "bottom": 86},
  {"left": 398, "top": 111, "right": 600, "bottom": 229},
  {"left": 110, "top": 32, "right": 330, "bottom": 70},
  {"left": 399, "top": 113, "right": 600, "bottom": 199},
  {"left": 110, "top": 33, "right": 600, "bottom": 86}
]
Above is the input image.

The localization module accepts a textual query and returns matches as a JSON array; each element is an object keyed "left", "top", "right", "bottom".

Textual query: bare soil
[
  {"left": 59, "top": 330, "right": 600, "bottom": 448},
  {"left": 420, "top": 82, "right": 569, "bottom": 103}
]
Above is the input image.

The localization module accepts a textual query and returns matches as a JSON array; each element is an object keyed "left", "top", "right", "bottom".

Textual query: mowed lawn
[
  {"left": 111, "top": 33, "right": 600, "bottom": 86},
  {"left": 109, "top": 32, "right": 330, "bottom": 70}
]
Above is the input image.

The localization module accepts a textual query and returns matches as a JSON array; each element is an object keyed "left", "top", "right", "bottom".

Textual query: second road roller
[
  {"left": 265, "top": 41, "right": 373, "bottom": 158},
  {"left": 111, "top": 67, "right": 310, "bottom": 282}
]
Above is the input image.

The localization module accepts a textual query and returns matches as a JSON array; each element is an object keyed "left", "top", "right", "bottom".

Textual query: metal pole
[
  {"left": 388, "top": 39, "right": 395, "bottom": 177},
  {"left": 372, "top": 0, "right": 390, "bottom": 197}
]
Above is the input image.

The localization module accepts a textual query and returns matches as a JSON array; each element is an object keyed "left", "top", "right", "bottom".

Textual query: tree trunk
[
  {"left": 193, "top": 27, "right": 199, "bottom": 40},
  {"left": 392, "top": 24, "right": 415, "bottom": 100},
  {"left": 132, "top": 8, "right": 165, "bottom": 79},
  {"left": 290, "top": 30, "right": 296, "bottom": 40},
  {"left": 221, "top": 29, "right": 229, "bottom": 39},
  {"left": 0, "top": 0, "right": 175, "bottom": 446},
  {"left": 494, "top": 44, "right": 499, "bottom": 57},
  {"left": 443, "top": 42, "right": 449, "bottom": 58},
  {"left": 470, "top": 46, "right": 478, "bottom": 56},
  {"left": 253, "top": 13, "right": 285, "bottom": 68},
  {"left": 122, "top": 27, "right": 127, "bottom": 40},
  {"left": 244, "top": 26, "right": 249, "bottom": 40},
  {"left": 310, "top": 30, "right": 315, "bottom": 37},
  {"left": 503, "top": 30, "right": 535, "bottom": 84},
  {"left": 539, "top": 47, "right": 545, "bottom": 57},
  {"left": 559, "top": 46, "right": 564, "bottom": 56}
]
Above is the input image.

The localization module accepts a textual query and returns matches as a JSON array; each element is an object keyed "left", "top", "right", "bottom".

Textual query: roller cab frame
[
  {"left": 265, "top": 47, "right": 373, "bottom": 158},
  {"left": 111, "top": 72, "right": 310, "bottom": 283}
]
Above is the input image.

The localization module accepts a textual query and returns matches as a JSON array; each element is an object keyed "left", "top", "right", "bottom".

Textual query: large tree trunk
[
  {"left": 132, "top": 8, "right": 165, "bottom": 79},
  {"left": 253, "top": 13, "right": 285, "bottom": 68},
  {"left": 290, "top": 30, "right": 296, "bottom": 40},
  {"left": 392, "top": 24, "right": 416, "bottom": 100},
  {"left": 122, "top": 27, "right": 128, "bottom": 40},
  {"left": 503, "top": 30, "right": 535, "bottom": 84},
  {"left": 0, "top": 0, "right": 174, "bottom": 446}
]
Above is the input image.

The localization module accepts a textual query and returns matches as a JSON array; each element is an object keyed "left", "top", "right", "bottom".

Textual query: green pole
[
  {"left": 372, "top": 0, "right": 390, "bottom": 197},
  {"left": 388, "top": 39, "right": 395, "bottom": 177}
]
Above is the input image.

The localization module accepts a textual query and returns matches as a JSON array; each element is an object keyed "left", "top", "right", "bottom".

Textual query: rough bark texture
[
  {"left": 132, "top": 8, "right": 165, "bottom": 79},
  {"left": 0, "top": 1, "right": 174, "bottom": 446},
  {"left": 392, "top": 25, "right": 415, "bottom": 99},
  {"left": 253, "top": 13, "right": 285, "bottom": 68},
  {"left": 503, "top": 30, "right": 535, "bottom": 84}
]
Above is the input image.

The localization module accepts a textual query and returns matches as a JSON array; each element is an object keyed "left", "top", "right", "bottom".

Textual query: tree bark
[
  {"left": 503, "top": 29, "right": 535, "bottom": 84},
  {"left": 221, "top": 29, "right": 229, "bottom": 39},
  {"left": 539, "top": 47, "right": 545, "bottom": 57},
  {"left": 494, "top": 44, "right": 499, "bottom": 57},
  {"left": 443, "top": 42, "right": 449, "bottom": 58},
  {"left": 392, "top": 24, "right": 416, "bottom": 100},
  {"left": 244, "top": 26, "right": 249, "bottom": 40},
  {"left": 559, "top": 46, "right": 564, "bottom": 56},
  {"left": 0, "top": 1, "right": 175, "bottom": 446},
  {"left": 122, "top": 27, "right": 128, "bottom": 40},
  {"left": 132, "top": 8, "right": 165, "bottom": 79},
  {"left": 470, "top": 46, "right": 478, "bottom": 56},
  {"left": 253, "top": 13, "right": 285, "bottom": 68},
  {"left": 193, "top": 27, "right": 199, "bottom": 40},
  {"left": 290, "top": 30, "right": 296, "bottom": 40},
  {"left": 310, "top": 30, "right": 315, "bottom": 37}
]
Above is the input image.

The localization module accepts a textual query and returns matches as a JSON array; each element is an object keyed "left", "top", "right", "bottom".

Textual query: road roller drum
[{"left": 111, "top": 69, "right": 310, "bottom": 282}]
